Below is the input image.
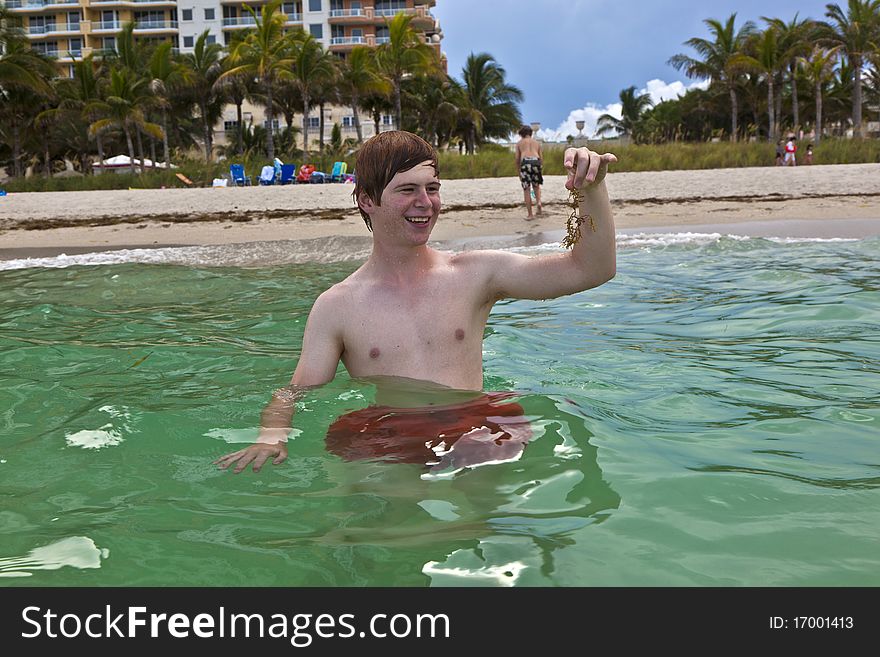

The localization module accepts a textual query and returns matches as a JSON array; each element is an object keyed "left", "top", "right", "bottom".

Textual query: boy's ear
[{"left": 357, "top": 191, "right": 376, "bottom": 213}]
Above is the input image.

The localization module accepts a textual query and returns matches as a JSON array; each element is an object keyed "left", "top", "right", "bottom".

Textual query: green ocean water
[{"left": 1, "top": 235, "right": 878, "bottom": 586}]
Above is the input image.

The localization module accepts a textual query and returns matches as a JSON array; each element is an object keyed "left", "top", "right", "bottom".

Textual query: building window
[
  {"left": 351, "top": 28, "right": 363, "bottom": 37},
  {"left": 308, "top": 0, "right": 321, "bottom": 11},
  {"left": 183, "top": 35, "right": 194, "bottom": 48},
  {"left": 307, "top": 117, "right": 320, "bottom": 128},
  {"left": 103, "top": 36, "right": 116, "bottom": 51},
  {"left": 206, "top": 34, "right": 216, "bottom": 44},
  {"left": 204, "top": 8, "right": 215, "bottom": 20},
  {"left": 264, "top": 119, "right": 280, "bottom": 132},
  {"left": 224, "top": 120, "right": 239, "bottom": 132},
  {"left": 342, "top": 116, "right": 355, "bottom": 127},
  {"left": 282, "top": 3, "right": 297, "bottom": 17},
  {"left": 182, "top": 9, "right": 192, "bottom": 21},
  {"left": 67, "top": 12, "right": 80, "bottom": 28},
  {"left": 382, "top": 115, "right": 394, "bottom": 126},
  {"left": 309, "top": 24, "right": 322, "bottom": 38}
]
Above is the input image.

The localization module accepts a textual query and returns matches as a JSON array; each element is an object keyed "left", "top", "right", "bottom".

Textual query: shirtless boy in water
[
  {"left": 215, "top": 131, "right": 617, "bottom": 473},
  {"left": 515, "top": 125, "right": 544, "bottom": 219}
]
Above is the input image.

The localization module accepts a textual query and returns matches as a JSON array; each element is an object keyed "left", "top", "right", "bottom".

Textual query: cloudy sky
[{"left": 432, "top": 0, "right": 835, "bottom": 140}]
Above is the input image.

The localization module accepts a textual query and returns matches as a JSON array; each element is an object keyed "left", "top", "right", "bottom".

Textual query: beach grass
[{"left": 4, "top": 139, "right": 880, "bottom": 192}]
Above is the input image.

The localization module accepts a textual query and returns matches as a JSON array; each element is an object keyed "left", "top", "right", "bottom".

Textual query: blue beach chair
[
  {"left": 279, "top": 164, "right": 296, "bottom": 184},
  {"left": 330, "top": 161, "right": 348, "bottom": 182},
  {"left": 229, "top": 164, "right": 251, "bottom": 186}
]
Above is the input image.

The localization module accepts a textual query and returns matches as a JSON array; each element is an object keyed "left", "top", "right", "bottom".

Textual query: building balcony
[
  {"left": 6, "top": 0, "right": 79, "bottom": 11},
  {"left": 133, "top": 20, "right": 179, "bottom": 32},
  {"left": 327, "top": 8, "right": 371, "bottom": 23},
  {"left": 28, "top": 24, "right": 82, "bottom": 36},
  {"left": 221, "top": 16, "right": 256, "bottom": 28},
  {"left": 330, "top": 36, "right": 366, "bottom": 46},
  {"left": 89, "top": 0, "right": 178, "bottom": 5},
  {"left": 92, "top": 20, "right": 122, "bottom": 32}
]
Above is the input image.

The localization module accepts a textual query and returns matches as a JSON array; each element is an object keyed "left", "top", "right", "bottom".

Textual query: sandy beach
[{"left": 1, "top": 162, "right": 879, "bottom": 260}]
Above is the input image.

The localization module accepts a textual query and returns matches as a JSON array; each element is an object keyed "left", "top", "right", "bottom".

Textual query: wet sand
[{"left": 1, "top": 163, "right": 878, "bottom": 259}]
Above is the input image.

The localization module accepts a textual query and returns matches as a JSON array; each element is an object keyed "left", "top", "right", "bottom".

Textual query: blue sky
[{"left": 432, "top": 0, "right": 835, "bottom": 140}]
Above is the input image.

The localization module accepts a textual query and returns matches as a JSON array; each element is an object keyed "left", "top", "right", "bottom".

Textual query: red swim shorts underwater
[{"left": 325, "top": 392, "right": 532, "bottom": 467}]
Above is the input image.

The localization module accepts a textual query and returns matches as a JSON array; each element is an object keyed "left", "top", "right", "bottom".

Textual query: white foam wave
[
  {"left": 0, "top": 232, "right": 862, "bottom": 271},
  {"left": 0, "top": 536, "right": 109, "bottom": 578}
]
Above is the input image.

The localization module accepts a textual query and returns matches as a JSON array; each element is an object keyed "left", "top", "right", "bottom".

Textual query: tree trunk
[
  {"left": 150, "top": 135, "right": 157, "bottom": 170},
  {"left": 136, "top": 127, "right": 146, "bottom": 175},
  {"left": 201, "top": 101, "right": 212, "bottom": 162},
  {"left": 12, "top": 123, "right": 22, "bottom": 178},
  {"left": 352, "top": 93, "right": 363, "bottom": 143},
  {"left": 775, "top": 73, "right": 783, "bottom": 136},
  {"left": 373, "top": 106, "right": 380, "bottom": 136},
  {"left": 125, "top": 127, "right": 136, "bottom": 175},
  {"left": 43, "top": 133, "right": 51, "bottom": 179},
  {"left": 815, "top": 82, "right": 823, "bottom": 145},
  {"left": 96, "top": 132, "right": 105, "bottom": 175},
  {"left": 468, "top": 125, "right": 476, "bottom": 155},
  {"left": 767, "top": 79, "right": 775, "bottom": 142},
  {"left": 790, "top": 63, "right": 799, "bottom": 133},
  {"left": 162, "top": 107, "right": 170, "bottom": 167},
  {"left": 265, "top": 82, "right": 275, "bottom": 162},
  {"left": 729, "top": 85, "right": 739, "bottom": 142},
  {"left": 853, "top": 55, "right": 863, "bottom": 138},
  {"left": 236, "top": 100, "right": 244, "bottom": 156},
  {"left": 302, "top": 90, "right": 310, "bottom": 161},
  {"left": 319, "top": 100, "right": 326, "bottom": 154},
  {"left": 394, "top": 76, "right": 402, "bottom": 129}
]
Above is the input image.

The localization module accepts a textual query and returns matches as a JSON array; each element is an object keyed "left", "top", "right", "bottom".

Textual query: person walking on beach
[
  {"left": 805, "top": 143, "right": 814, "bottom": 165},
  {"left": 784, "top": 136, "right": 797, "bottom": 166},
  {"left": 215, "top": 130, "right": 617, "bottom": 473},
  {"left": 775, "top": 139, "right": 784, "bottom": 166},
  {"left": 516, "top": 125, "right": 544, "bottom": 219}
]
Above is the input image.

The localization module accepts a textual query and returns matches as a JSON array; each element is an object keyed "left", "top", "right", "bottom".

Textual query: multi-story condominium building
[{"left": 3, "top": 0, "right": 443, "bottom": 147}]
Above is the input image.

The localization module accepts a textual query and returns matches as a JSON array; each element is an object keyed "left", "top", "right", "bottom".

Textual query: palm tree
[
  {"left": 149, "top": 42, "right": 189, "bottom": 168},
  {"left": 763, "top": 14, "right": 817, "bottom": 133},
  {"left": 182, "top": 29, "right": 224, "bottom": 161},
  {"left": 669, "top": 13, "right": 757, "bottom": 141},
  {"left": 596, "top": 85, "right": 654, "bottom": 139},
  {"left": 819, "top": 0, "right": 880, "bottom": 137},
  {"left": 87, "top": 68, "right": 163, "bottom": 175},
  {"left": 338, "top": 46, "right": 389, "bottom": 143},
  {"left": 801, "top": 46, "right": 841, "bottom": 143},
  {"left": 457, "top": 52, "right": 523, "bottom": 154},
  {"left": 376, "top": 12, "right": 438, "bottom": 129},
  {"left": 0, "top": 26, "right": 54, "bottom": 177},
  {"left": 736, "top": 28, "right": 784, "bottom": 140},
  {"left": 289, "top": 32, "right": 335, "bottom": 160},
  {"left": 221, "top": 1, "right": 295, "bottom": 162}
]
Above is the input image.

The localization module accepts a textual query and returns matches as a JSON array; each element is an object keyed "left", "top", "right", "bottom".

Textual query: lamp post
[
  {"left": 575, "top": 120, "right": 585, "bottom": 137},
  {"left": 530, "top": 122, "right": 541, "bottom": 141}
]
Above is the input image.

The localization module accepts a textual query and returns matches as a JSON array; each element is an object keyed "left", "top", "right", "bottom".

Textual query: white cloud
[{"left": 537, "top": 78, "right": 709, "bottom": 142}]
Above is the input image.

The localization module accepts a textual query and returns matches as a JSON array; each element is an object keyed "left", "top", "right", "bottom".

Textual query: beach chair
[
  {"left": 229, "top": 164, "right": 251, "bottom": 186},
  {"left": 279, "top": 164, "right": 296, "bottom": 185},
  {"left": 258, "top": 165, "right": 276, "bottom": 185},
  {"left": 310, "top": 171, "right": 328, "bottom": 184},
  {"left": 330, "top": 161, "right": 348, "bottom": 182}
]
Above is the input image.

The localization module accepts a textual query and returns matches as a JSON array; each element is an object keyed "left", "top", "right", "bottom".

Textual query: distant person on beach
[
  {"left": 775, "top": 140, "right": 784, "bottom": 166},
  {"left": 805, "top": 143, "right": 814, "bottom": 165},
  {"left": 516, "top": 125, "right": 544, "bottom": 219},
  {"left": 784, "top": 136, "right": 797, "bottom": 166},
  {"left": 215, "top": 130, "right": 617, "bottom": 473}
]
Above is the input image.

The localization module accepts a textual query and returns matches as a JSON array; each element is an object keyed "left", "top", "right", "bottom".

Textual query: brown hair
[
  {"left": 352, "top": 131, "right": 438, "bottom": 231},
  {"left": 518, "top": 125, "right": 533, "bottom": 138}
]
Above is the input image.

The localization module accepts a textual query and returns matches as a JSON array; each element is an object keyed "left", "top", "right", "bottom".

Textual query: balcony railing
[
  {"left": 133, "top": 20, "right": 179, "bottom": 31},
  {"left": 283, "top": 13, "right": 302, "bottom": 22},
  {"left": 329, "top": 8, "right": 364, "bottom": 17},
  {"left": 375, "top": 36, "right": 389, "bottom": 44},
  {"left": 93, "top": 21, "right": 122, "bottom": 31},
  {"left": 7, "top": 0, "right": 79, "bottom": 9},
  {"left": 222, "top": 16, "right": 257, "bottom": 27},
  {"left": 375, "top": 7, "right": 412, "bottom": 17},
  {"left": 329, "top": 36, "right": 365, "bottom": 45}
]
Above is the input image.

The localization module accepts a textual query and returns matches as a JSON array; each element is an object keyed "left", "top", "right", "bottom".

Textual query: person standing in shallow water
[
  {"left": 516, "top": 125, "right": 544, "bottom": 219},
  {"left": 214, "top": 130, "right": 618, "bottom": 473}
]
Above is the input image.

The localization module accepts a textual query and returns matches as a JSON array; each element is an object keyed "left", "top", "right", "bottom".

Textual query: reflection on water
[{"left": 1, "top": 235, "right": 878, "bottom": 585}]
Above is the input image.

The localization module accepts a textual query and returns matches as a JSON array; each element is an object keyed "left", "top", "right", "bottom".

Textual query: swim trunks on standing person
[
  {"left": 516, "top": 125, "right": 544, "bottom": 219},
  {"left": 325, "top": 392, "right": 532, "bottom": 468},
  {"left": 519, "top": 157, "right": 543, "bottom": 190}
]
